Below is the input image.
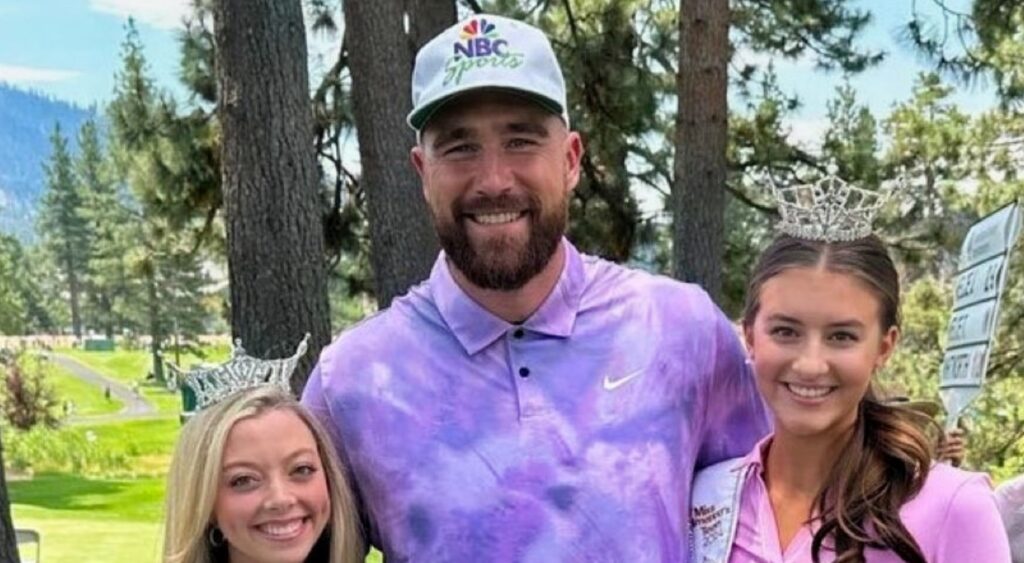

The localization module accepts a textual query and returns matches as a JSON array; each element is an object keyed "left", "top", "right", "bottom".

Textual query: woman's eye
[
  {"left": 229, "top": 475, "right": 258, "bottom": 489},
  {"left": 769, "top": 326, "right": 798, "bottom": 338},
  {"left": 293, "top": 464, "right": 318, "bottom": 477},
  {"left": 830, "top": 331, "right": 859, "bottom": 343}
]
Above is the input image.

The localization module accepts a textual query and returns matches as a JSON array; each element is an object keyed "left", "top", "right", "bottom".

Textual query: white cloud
[
  {"left": 0, "top": 64, "right": 80, "bottom": 83},
  {"left": 786, "top": 118, "right": 830, "bottom": 151},
  {"left": 89, "top": 0, "right": 191, "bottom": 30}
]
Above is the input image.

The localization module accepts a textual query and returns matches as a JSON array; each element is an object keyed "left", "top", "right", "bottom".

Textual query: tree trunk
[
  {"left": 0, "top": 438, "right": 20, "bottom": 563},
  {"left": 214, "top": 0, "right": 331, "bottom": 391},
  {"left": 65, "top": 244, "right": 82, "bottom": 338},
  {"left": 673, "top": 0, "right": 729, "bottom": 302},
  {"left": 346, "top": 0, "right": 451, "bottom": 308},
  {"left": 147, "top": 267, "right": 164, "bottom": 383},
  {"left": 407, "top": 0, "right": 456, "bottom": 50}
]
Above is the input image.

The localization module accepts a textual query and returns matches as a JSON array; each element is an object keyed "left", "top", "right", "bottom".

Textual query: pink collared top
[{"left": 729, "top": 435, "right": 1011, "bottom": 563}]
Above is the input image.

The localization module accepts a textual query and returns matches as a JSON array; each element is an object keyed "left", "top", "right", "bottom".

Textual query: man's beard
[{"left": 435, "top": 192, "right": 568, "bottom": 291}]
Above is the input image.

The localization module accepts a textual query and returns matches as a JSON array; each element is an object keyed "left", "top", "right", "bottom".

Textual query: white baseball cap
[{"left": 407, "top": 14, "right": 569, "bottom": 131}]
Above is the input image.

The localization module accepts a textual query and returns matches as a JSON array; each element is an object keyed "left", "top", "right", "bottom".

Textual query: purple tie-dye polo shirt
[{"left": 302, "top": 239, "right": 769, "bottom": 562}]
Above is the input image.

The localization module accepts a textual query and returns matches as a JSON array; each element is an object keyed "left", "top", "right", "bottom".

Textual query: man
[{"left": 302, "top": 14, "right": 769, "bottom": 561}]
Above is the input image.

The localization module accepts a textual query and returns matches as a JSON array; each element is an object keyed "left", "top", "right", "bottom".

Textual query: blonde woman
[{"left": 163, "top": 386, "right": 362, "bottom": 563}]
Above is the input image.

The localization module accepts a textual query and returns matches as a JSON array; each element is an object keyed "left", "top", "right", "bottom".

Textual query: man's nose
[{"left": 475, "top": 149, "right": 514, "bottom": 196}]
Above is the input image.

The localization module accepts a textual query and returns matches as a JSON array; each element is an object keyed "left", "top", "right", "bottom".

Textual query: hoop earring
[{"left": 208, "top": 526, "right": 225, "bottom": 547}]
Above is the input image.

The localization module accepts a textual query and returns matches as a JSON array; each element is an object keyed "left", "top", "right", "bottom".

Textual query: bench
[{"left": 16, "top": 528, "right": 40, "bottom": 563}]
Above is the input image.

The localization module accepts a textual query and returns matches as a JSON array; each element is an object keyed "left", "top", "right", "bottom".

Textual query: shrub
[{"left": 0, "top": 351, "right": 59, "bottom": 430}]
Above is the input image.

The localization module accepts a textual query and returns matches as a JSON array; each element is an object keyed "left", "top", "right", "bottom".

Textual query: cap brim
[{"left": 408, "top": 87, "right": 564, "bottom": 131}]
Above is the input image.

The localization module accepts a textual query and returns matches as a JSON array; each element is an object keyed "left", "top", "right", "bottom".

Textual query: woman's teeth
[{"left": 786, "top": 383, "right": 834, "bottom": 399}]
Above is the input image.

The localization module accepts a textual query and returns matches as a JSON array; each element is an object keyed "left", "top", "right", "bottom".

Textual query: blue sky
[{"left": 0, "top": 0, "right": 998, "bottom": 147}]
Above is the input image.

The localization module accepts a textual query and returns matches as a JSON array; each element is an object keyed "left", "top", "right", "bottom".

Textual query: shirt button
[
  {"left": 513, "top": 328, "right": 525, "bottom": 339},
  {"left": 519, "top": 367, "right": 530, "bottom": 378}
]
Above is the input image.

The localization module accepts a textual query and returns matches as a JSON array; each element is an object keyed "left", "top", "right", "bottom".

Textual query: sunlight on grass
[
  {"left": 11, "top": 474, "right": 165, "bottom": 563},
  {"left": 58, "top": 348, "right": 217, "bottom": 416},
  {"left": 45, "top": 360, "right": 122, "bottom": 416}
]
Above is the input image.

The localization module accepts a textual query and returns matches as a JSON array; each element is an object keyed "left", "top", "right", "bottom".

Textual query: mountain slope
[{"left": 0, "top": 83, "right": 92, "bottom": 241}]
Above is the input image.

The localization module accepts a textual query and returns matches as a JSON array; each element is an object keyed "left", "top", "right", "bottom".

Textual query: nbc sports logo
[
  {"left": 443, "top": 18, "right": 525, "bottom": 85},
  {"left": 453, "top": 18, "right": 508, "bottom": 58}
]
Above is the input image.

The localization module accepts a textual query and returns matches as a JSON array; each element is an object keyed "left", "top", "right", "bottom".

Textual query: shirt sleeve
[
  {"left": 695, "top": 307, "right": 771, "bottom": 470},
  {"left": 934, "top": 474, "right": 1012, "bottom": 562},
  {"left": 301, "top": 363, "right": 341, "bottom": 447}
]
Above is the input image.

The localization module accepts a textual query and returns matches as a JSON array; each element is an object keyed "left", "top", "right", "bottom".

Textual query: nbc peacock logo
[
  {"left": 445, "top": 18, "right": 525, "bottom": 85},
  {"left": 454, "top": 18, "right": 506, "bottom": 58}
]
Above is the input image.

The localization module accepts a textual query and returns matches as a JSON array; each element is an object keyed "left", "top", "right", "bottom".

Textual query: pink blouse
[{"left": 729, "top": 437, "right": 1011, "bottom": 562}]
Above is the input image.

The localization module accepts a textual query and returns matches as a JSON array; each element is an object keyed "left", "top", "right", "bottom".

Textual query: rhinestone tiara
[
  {"left": 771, "top": 173, "right": 890, "bottom": 242},
  {"left": 183, "top": 333, "right": 310, "bottom": 411}
]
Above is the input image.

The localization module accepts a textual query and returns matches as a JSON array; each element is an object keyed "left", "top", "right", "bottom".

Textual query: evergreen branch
[
  {"left": 725, "top": 183, "right": 776, "bottom": 216},
  {"left": 461, "top": 0, "right": 484, "bottom": 14}
]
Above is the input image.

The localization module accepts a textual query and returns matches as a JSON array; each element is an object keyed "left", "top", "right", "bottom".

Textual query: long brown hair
[{"left": 743, "top": 234, "right": 934, "bottom": 563}]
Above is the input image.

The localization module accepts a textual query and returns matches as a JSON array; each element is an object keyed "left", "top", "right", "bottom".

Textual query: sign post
[{"left": 940, "top": 202, "right": 1021, "bottom": 430}]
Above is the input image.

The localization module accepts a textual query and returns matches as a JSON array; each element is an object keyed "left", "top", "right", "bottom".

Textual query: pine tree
[
  {"left": 76, "top": 118, "right": 132, "bottom": 338},
  {"left": 213, "top": 0, "right": 331, "bottom": 386},
  {"left": 108, "top": 20, "right": 213, "bottom": 380},
  {"left": 37, "top": 123, "right": 90, "bottom": 337}
]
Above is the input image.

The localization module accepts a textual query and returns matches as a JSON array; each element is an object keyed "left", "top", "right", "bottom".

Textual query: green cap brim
[{"left": 409, "top": 88, "right": 564, "bottom": 131}]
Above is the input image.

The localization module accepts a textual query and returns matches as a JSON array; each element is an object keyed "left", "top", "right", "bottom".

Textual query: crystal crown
[
  {"left": 771, "top": 174, "right": 889, "bottom": 242},
  {"left": 183, "top": 334, "right": 310, "bottom": 411}
]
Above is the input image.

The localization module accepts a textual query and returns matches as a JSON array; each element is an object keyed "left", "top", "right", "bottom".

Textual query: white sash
[{"left": 690, "top": 457, "right": 751, "bottom": 563}]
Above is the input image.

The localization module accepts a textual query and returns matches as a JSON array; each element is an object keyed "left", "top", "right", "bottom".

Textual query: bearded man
[{"left": 302, "top": 14, "right": 768, "bottom": 562}]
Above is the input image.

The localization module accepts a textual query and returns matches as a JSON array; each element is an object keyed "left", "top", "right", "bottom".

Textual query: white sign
[{"left": 940, "top": 202, "right": 1021, "bottom": 428}]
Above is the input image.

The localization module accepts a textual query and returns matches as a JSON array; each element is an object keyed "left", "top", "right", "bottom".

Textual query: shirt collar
[
  {"left": 430, "top": 238, "right": 586, "bottom": 356},
  {"left": 739, "top": 433, "right": 775, "bottom": 474}
]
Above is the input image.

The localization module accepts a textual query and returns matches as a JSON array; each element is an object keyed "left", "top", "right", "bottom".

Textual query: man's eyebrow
[
  {"left": 505, "top": 121, "right": 549, "bottom": 138},
  {"left": 431, "top": 126, "right": 472, "bottom": 149}
]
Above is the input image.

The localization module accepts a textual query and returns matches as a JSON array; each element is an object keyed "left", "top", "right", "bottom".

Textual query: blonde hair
[{"left": 163, "top": 386, "right": 362, "bottom": 563}]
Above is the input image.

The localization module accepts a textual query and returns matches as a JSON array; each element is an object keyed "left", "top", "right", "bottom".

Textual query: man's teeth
[
  {"left": 258, "top": 518, "right": 303, "bottom": 537},
  {"left": 472, "top": 211, "right": 521, "bottom": 225},
  {"left": 786, "top": 383, "right": 833, "bottom": 398}
]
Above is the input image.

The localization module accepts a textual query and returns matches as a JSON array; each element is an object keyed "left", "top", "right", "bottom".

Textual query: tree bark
[
  {"left": 407, "top": 0, "right": 457, "bottom": 50},
  {"left": 673, "top": 0, "right": 729, "bottom": 302},
  {"left": 0, "top": 437, "right": 19, "bottom": 563},
  {"left": 146, "top": 266, "right": 164, "bottom": 383},
  {"left": 214, "top": 0, "right": 331, "bottom": 390},
  {"left": 64, "top": 242, "right": 82, "bottom": 339},
  {"left": 346, "top": 0, "right": 452, "bottom": 308}
]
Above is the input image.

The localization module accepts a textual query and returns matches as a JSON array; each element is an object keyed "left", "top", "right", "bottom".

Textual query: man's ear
[
  {"left": 563, "top": 131, "right": 583, "bottom": 191},
  {"left": 411, "top": 145, "right": 426, "bottom": 180}
]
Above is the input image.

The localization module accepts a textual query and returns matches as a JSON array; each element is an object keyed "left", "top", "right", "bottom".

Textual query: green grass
[
  {"left": 46, "top": 362, "right": 123, "bottom": 417},
  {"left": 75, "top": 416, "right": 181, "bottom": 475},
  {"left": 10, "top": 472, "right": 383, "bottom": 563},
  {"left": 58, "top": 348, "right": 221, "bottom": 416},
  {"left": 58, "top": 349, "right": 150, "bottom": 386},
  {"left": 11, "top": 473, "right": 166, "bottom": 563},
  {"left": 60, "top": 345, "right": 231, "bottom": 385}
]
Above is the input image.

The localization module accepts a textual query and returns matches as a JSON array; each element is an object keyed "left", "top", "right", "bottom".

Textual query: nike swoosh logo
[{"left": 602, "top": 369, "right": 644, "bottom": 391}]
